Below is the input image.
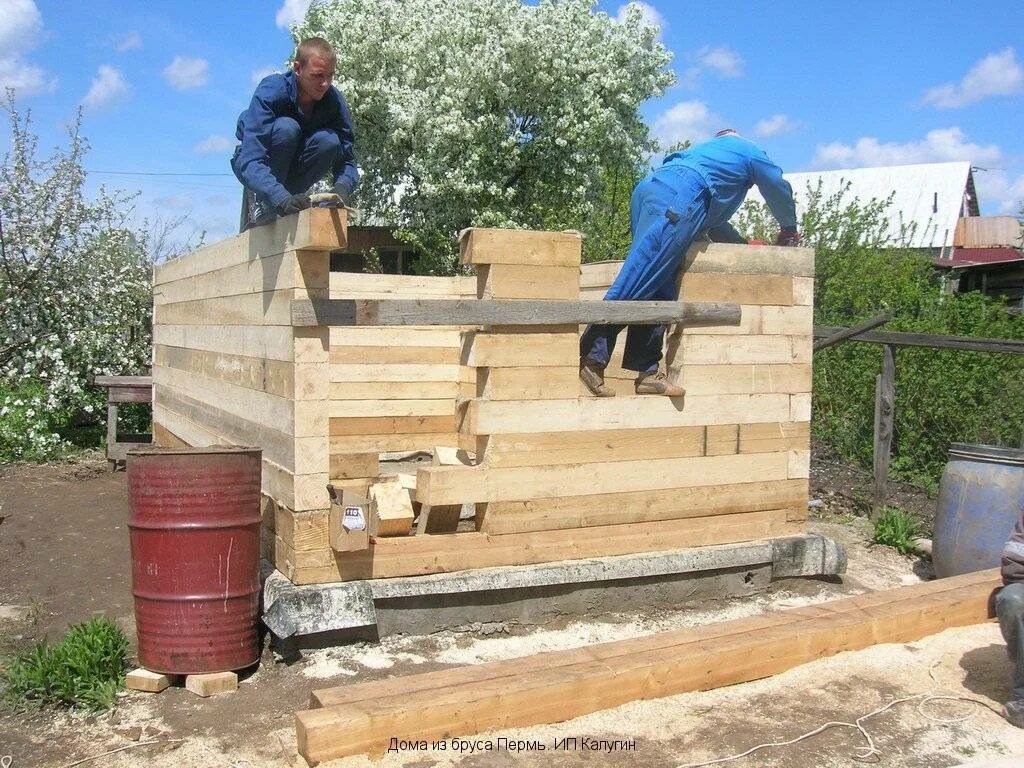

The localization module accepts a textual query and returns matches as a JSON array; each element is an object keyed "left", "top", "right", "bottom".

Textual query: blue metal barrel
[{"left": 933, "top": 443, "right": 1024, "bottom": 577}]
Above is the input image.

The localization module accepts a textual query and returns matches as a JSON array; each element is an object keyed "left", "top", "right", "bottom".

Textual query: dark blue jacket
[
  {"left": 663, "top": 134, "right": 797, "bottom": 231},
  {"left": 234, "top": 71, "right": 358, "bottom": 208}
]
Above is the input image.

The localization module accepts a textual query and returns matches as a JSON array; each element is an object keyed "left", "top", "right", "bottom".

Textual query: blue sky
[{"left": 1, "top": 0, "right": 1022, "bottom": 243}]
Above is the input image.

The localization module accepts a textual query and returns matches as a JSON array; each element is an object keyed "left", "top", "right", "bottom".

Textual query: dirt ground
[{"left": 1, "top": 456, "right": 1022, "bottom": 768}]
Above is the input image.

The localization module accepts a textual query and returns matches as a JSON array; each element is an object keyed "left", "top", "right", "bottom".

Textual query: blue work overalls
[{"left": 580, "top": 135, "right": 797, "bottom": 374}]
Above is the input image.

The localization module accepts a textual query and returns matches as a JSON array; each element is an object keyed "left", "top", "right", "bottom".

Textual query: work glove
[
  {"left": 332, "top": 180, "right": 355, "bottom": 207},
  {"left": 775, "top": 229, "right": 801, "bottom": 247},
  {"left": 279, "top": 194, "right": 311, "bottom": 215}
]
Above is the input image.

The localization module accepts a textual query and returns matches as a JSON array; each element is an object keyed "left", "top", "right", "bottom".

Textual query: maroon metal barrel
[{"left": 127, "top": 446, "right": 262, "bottom": 674}]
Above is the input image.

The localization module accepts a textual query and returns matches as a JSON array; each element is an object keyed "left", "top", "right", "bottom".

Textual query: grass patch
[
  {"left": 1, "top": 617, "right": 128, "bottom": 711},
  {"left": 873, "top": 506, "right": 921, "bottom": 555}
]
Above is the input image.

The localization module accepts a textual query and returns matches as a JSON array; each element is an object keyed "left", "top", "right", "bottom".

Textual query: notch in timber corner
[{"left": 289, "top": 298, "right": 742, "bottom": 328}]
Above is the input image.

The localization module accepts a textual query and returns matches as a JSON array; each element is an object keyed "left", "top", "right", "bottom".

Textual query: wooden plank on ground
[
  {"left": 478, "top": 478, "right": 808, "bottom": 534},
  {"left": 296, "top": 570, "right": 997, "bottom": 762},
  {"left": 416, "top": 451, "right": 789, "bottom": 506},
  {"left": 460, "top": 228, "right": 583, "bottom": 267}
]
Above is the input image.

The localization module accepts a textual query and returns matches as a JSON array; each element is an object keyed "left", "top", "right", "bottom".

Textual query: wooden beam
[
  {"left": 277, "top": 509, "right": 802, "bottom": 584},
  {"left": 416, "top": 451, "right": 790, "bottom": 506},
  {"left": 814, "top": 325, "right": 1024, "bottom": 355},
  {"left": 295, "top": 569, "right": 998, "bottom": 762},
  {"left": 872, "top": 344, "right": 896, "bottom": 516},
  {"left": 290, "top": 298, "right": 742, "bottom": 328},
  {"left": 459, "top": 228, "right": 583, "bottom": 267},
  {"left": 813, "top": 312, "right": 891, "bottom": 351}
]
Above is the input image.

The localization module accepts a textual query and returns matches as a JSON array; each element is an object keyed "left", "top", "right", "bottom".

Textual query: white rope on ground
[
  {"left": 675, "top": 692, "right": 1003, "bottom": 768},
  {"left": 56, "top": 739, "right": 186, "bottom": 768}
]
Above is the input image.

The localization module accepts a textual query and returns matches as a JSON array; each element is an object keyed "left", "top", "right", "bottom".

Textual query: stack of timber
[
  {"left": 295, "top": 568, "right": 1000, "bottom": 763},
  {"left": 152, "top": 210, "right": 345, "bottom": 528},
  {"left": 327, "top": 271, "right": 475, "bottom": 474}
]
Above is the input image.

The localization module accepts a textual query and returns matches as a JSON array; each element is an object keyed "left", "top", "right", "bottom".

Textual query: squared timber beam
[{"left": 290, "top": 298, "right": 741, "bottom": 328}]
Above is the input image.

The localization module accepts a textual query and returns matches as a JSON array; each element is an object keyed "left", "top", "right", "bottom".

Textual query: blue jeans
[
  {"left": 996, "top": 581, "right": 1024, "bottom": 701},
  {"left": 231, "top": 116, "right": 341, "bottom": 214},
  {"left": 580, "top": 167, "right": 710, "bottom": 373}
]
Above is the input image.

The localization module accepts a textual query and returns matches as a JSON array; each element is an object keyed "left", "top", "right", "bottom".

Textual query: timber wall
[{"left": 151, "top": 215, "right": 814, "bottom": 585}]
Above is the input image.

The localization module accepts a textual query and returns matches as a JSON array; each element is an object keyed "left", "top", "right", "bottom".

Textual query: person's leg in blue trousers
[
  {"left": 996, "top": 582, "right": 1024, "bottom": 702},
  {"left": 580, "top": 170, "right": 709, "bottom": 373},
  {"left": 253, "top": 118, "right": 342, "bottom": 209}
]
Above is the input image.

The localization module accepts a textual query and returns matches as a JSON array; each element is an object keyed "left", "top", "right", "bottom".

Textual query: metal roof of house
[
  {"left": 746, "top": 161, "right": 978, "bottom": 249},
  {"left": 933, "top": 247, "right": 1024, "bottom": 269}
]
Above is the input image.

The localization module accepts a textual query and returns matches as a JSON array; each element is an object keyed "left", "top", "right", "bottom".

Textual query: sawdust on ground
[{"left": 2, "top": 459, "right": 1021, "bottom": 768}]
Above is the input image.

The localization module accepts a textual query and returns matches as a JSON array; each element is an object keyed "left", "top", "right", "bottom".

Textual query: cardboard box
[{"left": 329, "top": 490, "right": 371, "bottom": 552}]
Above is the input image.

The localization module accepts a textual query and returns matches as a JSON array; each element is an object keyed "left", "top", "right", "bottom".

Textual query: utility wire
[{"left": 89, "top": 171, "right": 235, "bottom": 177}]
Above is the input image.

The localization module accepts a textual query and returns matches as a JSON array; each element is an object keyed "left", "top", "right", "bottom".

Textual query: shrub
[
  {"left": 1, "top": 617, "right": 129, "bottom": 711},
  {"left": 872, "top": 507, "right": 921, "bottom": 555},
  {"left": 736, "top": 183, "right": 1024, "bottom": 489}
]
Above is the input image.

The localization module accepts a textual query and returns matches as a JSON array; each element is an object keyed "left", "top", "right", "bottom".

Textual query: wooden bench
[{"left": 91, "top": 375, "right": 153, "bottom": 468}]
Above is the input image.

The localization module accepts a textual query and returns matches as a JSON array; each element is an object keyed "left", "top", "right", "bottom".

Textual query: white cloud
[
  {"left": 813, "top": 127, "right": 1001, "bottom": 169},
  {"left": 653, "top": 100, "right": 719, "bottom": 147},
  {"left": 923, "top": 48, "right": 1023, "bottom": 108},
  {"left": 251, "top": 66, "right": 279, "bottom": 85},
  {"left": 276, "top": 0, "right": 313, "bottom": 29},
  {"left": 81, "top": 65, "right": 128, "bottom": 110},
  {"left": 193, "top": 135, "right": 234, "bottom": 155},
  {"left": 615, "top": 2, "right": 665, "bottom": 31},
  {"left": 0, "top": 0, "right": 42, "bottom": 54},
  {"left": 0, "top": 0, "right": 54, "bottom": 96},
  {"left": 695, "top": 45, "right": 743, "bottom": 78},
  {"left": 754, "top": 114, "right": 798, "bottom": 138},
  {"left": 974, "top": 170, "right": 1024, "bottom": 215},
  {"left": 0, "top": 57, "right": 54, "bottom": 95},
  {"left": 682, "top": 45, "right": 744, "bottom": 87},
  {"left": 116, "top": 32, "right": 142, "bottom": 53},
  {"left": 163, "top": 56, "right": 209, "bottom": 90}
]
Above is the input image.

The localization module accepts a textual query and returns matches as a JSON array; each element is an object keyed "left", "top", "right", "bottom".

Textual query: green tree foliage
[
  {"left": 736, "top": 185, "right": 1024, "bottom": 488},
  {"left": 0, "top": 97, "right": 155, "bottom": 461},
  {"left": 294, "top": 0, "right": 674, "bottom": 273}
]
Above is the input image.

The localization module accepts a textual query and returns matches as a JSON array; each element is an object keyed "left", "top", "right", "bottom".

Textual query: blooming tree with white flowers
[
  {"left": 0, "top": 98, "right": 154, "bottom": 461},
  {"left": 294, "top": 0, "right": 674, "bottom": 272}
]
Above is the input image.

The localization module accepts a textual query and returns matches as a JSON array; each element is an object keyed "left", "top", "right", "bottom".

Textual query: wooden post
[{"left": 872, "top": 344, "right": 896, "bottom": 516}]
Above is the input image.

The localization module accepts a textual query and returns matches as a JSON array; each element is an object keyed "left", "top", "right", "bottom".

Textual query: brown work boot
[
  {"left": 579, "top": 358, "right": 615, "bottom": 397},
  {"left": 634, "top": 370, "right": 685, "bottom": 397}
]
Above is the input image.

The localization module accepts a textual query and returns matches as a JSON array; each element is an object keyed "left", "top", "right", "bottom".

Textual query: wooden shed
[{"left": 152, "top": 209, "right": 814, "bottom": 586}]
